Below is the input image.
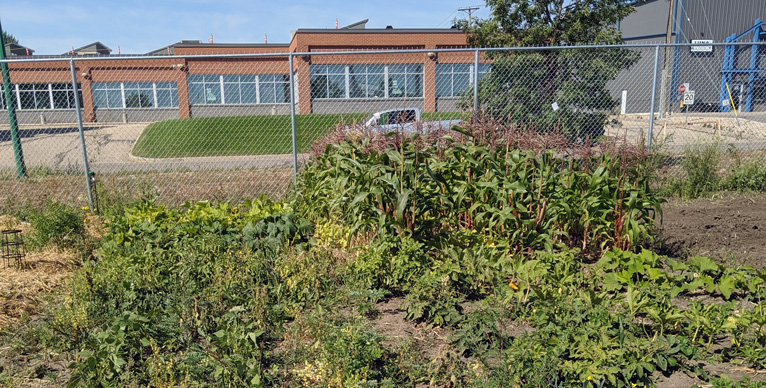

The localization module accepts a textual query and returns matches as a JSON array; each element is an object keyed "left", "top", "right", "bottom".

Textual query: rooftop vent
[{"left": 341, "top": 19, "right": 369, "bottom": 29}]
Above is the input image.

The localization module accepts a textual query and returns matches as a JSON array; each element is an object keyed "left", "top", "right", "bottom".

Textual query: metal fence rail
[{"left": 0, "top": 42, "right": 765, "bottom": 209}]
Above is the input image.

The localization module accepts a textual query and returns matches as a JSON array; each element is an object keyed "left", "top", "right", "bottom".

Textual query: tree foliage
[
  {"left": 459, "top": 0, "right": 641, "bottom": 139},
  {"left": 2, "top": 31, "right": 18, "bottom": 45}
]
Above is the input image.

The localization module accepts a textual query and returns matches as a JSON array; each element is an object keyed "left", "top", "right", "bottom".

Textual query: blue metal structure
[{"left": 719, "top": 18, "right": 766, "bottom": 112}]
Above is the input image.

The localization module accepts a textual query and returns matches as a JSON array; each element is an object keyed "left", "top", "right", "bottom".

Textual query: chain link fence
[{"left": 1, "top": 42, "right": 765, "bottom": 209}]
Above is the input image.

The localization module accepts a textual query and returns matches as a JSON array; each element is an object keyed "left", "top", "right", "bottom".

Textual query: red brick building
[{"left": 1, "top": 21, "right": 483, "bottom": 124}]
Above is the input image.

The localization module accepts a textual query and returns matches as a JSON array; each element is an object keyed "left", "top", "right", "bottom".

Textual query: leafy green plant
[
  {"left": 52, "top": 196, "right": 321, "bottom": 387},
  {"left": 297, "top": 132, "right": 662, "bottom": 255},
  {"left": 723, "top": 161, "right": 766, "bottom": 192},
  {"left": 201, "top": 306, "right": 266, "bottom": 387},
  {"left": 404, "top": 268, "right": 465, "bottom": 327},
  {"left": 242, "top": 212, "right": 313, "bottom": 255},
  {"left": 27, "top": 200, "right": 86, "bottom": 249},
  {"left": 68, "top": 312, "right": 152, "bottom": 387},
  {"left": 289, "top": 310, "right": 403, "bottom": 387},
  {"left": 659, "top": 142, "right": 721, "bottom": 198},
  {"left": 349, "top": 235, "right": 430, "bottom": 293}
]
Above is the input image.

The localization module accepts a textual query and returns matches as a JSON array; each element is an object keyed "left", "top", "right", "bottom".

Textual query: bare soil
[
  {"left": 657, "top": 192, "right": 766, "bottom": 268},
  {"left": 372, "top": 297, "right": 451, "bottom": 360},
  {"left": 651, "top": 192, "right": 766, "bottom": 387}
]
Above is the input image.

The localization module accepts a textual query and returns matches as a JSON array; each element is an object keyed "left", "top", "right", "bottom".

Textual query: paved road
[
  {"left": 3, "top": 115, "right": 766, "bottom": 175},
  {"left": 0, "top": 123, "right": 308, "bottom": 174}
]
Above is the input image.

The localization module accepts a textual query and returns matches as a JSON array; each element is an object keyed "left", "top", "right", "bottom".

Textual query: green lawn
[{"left": 131, "top": 111, "right": 463, "bottom": 158}]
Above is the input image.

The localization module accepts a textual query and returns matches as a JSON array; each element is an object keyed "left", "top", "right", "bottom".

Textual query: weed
[
  {"left": 659, "top": 142, "right": 721, "bottom": 198},
  {"left": 723, "top": 161, "right": 766, "bottom": 192},
  {"left": 24, "top": 200, "right": 87, "bottom": 250}
]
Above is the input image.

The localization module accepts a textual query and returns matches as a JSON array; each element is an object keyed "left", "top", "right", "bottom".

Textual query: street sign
[
  {"left": 683, "top": 91, "right": 695, "bottom": 105},
  {"left": 691, "top": 39, "right": 714, "bottom": 53},
  {"left": 678, "top": 83, "right": 689, "bottom": 94},
  {"left": 722, "top": 99, "right": 730, "bottom": 107}
]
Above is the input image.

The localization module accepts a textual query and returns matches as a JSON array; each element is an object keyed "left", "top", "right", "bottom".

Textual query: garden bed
[{"left": 659, "top": 192, "right": 766, "bottom": 268}]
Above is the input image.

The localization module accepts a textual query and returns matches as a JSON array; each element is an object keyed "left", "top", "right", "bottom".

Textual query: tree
[
  {"left": 2, "top": 31, "right": 18, "bottom": 45},
  {"left": 459, "top": 0, "right": 640, "bottom": 140}
]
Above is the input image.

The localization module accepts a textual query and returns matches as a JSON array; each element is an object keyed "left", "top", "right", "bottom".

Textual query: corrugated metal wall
[{"left": 615, "top": 0, "right": 766, "bottom": 113}]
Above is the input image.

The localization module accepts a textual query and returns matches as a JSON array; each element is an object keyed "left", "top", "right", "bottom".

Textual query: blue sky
[{"left": 0, "top": 0, "right": 491, "bottom": 55}]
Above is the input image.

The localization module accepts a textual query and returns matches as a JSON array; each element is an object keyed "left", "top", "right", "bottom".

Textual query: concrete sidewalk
[{"left": 0, "top": 123, "right": 307, "bottom": 174}]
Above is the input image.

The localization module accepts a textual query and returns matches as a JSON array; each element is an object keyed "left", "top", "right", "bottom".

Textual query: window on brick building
[
  {"left": 310, "top": 64, "right": 424, "bottom": 99},
  {"left": 92, "top": 82, "right": 178, "bottom": 109},
  {"left": 10, "top": 83, "right": 82, "bottom": 110},
  {"left": 435, "top": 63, "right": 490, "bottom": 98},
  {"left": 0, "top": 91, "right": 11, "bottom": 110},
  {"left": 188, "top": 74, "right": 289, "bottom": 105}
]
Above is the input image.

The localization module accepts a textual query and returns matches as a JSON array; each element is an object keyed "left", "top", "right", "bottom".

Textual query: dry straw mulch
[{"left": 0, "top": 217, "right": 78, "bottom": 332}]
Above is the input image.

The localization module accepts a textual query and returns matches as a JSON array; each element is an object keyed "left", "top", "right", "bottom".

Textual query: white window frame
[
  {"left": 310, "top": 64, "right": 425, "bottom": 100},
  {"left": 11, "top": 82, "right": 83, "bottom": 110}
]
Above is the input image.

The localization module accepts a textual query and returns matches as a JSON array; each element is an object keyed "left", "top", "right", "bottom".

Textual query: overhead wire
[
  {"left": 436, "top": 10, "right": 459, "bottom": 28},
  {"left": 699, "top": 0, "right": 713, "bottom": 38}
]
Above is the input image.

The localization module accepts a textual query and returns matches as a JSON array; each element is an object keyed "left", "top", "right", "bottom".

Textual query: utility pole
[
  {"left": 458, "top": 6, "right": 480, "bottom": 25},
  {"left": 0, "top": 18, "right": 26, "bottom": 178},
  {"left": 658, "top": 0, "right": 677, "bottom": 119}
]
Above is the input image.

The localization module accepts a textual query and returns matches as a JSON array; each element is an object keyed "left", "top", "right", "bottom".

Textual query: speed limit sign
[{"left": 683, "top": 91, "right": 695, "bottom": 105}]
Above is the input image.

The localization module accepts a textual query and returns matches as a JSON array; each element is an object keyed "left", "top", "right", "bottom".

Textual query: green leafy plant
[
  {"left": 68, "top": 312, "right": 152, "bottom": 387},
  {"left": 723, "top": 161, "right": 766, "bottom": 192},
  {"left": 27, "top": 200, "right": 86, "bottom": 249},
  {"left": 297, "top": 131, "right": 662, "bottom": 255},
  {"left": 660, "top": 142, "right": 721, "bottom": 198}
]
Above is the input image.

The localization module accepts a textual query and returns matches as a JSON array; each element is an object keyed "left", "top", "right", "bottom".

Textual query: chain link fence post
[
  {"left": 648, "top": 45, "right": 661, "bottom": 151},
  {"left": 69, "top": 58, "right": 93, "bottom": 211},
  {"left": 289, "top": 53, "right": 298, "bottom": 179},
  {"left": 0, "top": 19, "right": 26, "bottom": 178},
  {"left": 473, "top": 49, "right": 479, "bottom": 119}
]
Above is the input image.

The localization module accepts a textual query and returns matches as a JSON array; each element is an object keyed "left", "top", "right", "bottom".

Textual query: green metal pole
[{"left": 0, "top": 19, "right": 26, "bottom": 178}]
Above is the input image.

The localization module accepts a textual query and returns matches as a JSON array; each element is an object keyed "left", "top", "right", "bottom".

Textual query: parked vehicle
[{"left": 359, "top": 108, "right": 461, "bottom": 133}]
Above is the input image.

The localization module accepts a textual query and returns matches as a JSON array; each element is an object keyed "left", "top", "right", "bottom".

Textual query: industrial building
[{"left": 615, "top": 0, "right": 766, "bottom": 113}]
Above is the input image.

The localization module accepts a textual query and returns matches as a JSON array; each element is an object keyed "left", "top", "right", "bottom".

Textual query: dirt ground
[
  {"left": 607, "top": 113, "right": 766, "bottom": 151},
  {"left": 658, "top": 192, "right": 766, "bottom": 269}
]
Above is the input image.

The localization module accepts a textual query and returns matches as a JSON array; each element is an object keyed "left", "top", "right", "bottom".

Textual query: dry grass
[
  {"left": 309, "top": 113, "right": 649, "bottom": 162},
  {"left": 0, "top": 246, "right": 77, "bottom": 332},
  {"left": 0, "top": 216, "right": 85, "bottom": 333},
  {"left": 0, "top": 167, "right": 294, "bottom": 214}
]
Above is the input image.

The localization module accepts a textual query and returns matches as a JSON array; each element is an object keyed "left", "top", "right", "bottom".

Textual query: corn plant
[{"left": 296, "top": 129, "right": 663, "bottom": 255}]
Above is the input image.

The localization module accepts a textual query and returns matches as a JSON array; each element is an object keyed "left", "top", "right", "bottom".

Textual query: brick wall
[{"left": 1, "top": 29, "right": 472, "bottom": 121}]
